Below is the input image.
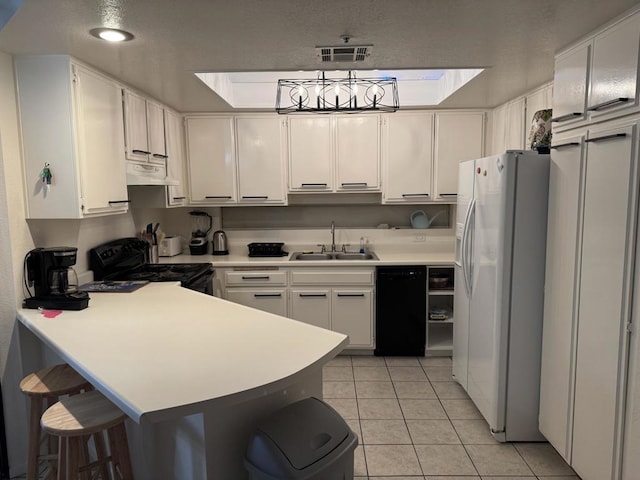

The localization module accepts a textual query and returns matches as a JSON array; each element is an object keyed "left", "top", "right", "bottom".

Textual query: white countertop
[
  {"left": 17, "top": 283, "right": 348, "bottom": 423},
  {"left": 160, "top": 250, "right": 455, "bottom": 267}
]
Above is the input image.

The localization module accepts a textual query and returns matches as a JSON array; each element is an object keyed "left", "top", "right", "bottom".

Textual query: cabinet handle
[
  {"left": 242, "top": 276, "right": 270, "bottom": 280},
  {"left": 299, "top": 293, "right": 327, "bottom": 298},
  {"left": 242, "top": 196, "right": 269, "bottom": 199},
  {"left": 132, "top": 149, "right": 151, "bottom": 155},
  {"left": 172, "top": 196, "right": 186, "bottom": 200},
  {"left": 152, "top": 154, "right": 168, "bottom": 159},
  {"left": 108, "top": 200, "right": 131, "bottom": 205},
  {"left": 587, "top": 97, "right": 630, "bottom": 112},
  {"left": 337, "top": 293, "right": 365, "bottom": 297},
  {"left": 551, "top": 142, "right": 580, "bottom": 149},
  {"left": 301, "top": 183, "right": 328, "bottom": 188},
  {"left": 439, "top": 193, "right": 457, "bottom": 197},
  {"left": 402, "top": 193, "right": 430, "bottom": 197},
  {"left": 254, "top": 293, "right": 281, "bottom": 298},
  {"left": 585, "top": 133, "right": 627, "bottom": 143},
  {"left": 205, "top": 196, "right": 232, "bottom": 199},
  {"left": 341, "top": 182, "right": 367, "bottom": 187},
  {"left": 551, "top": 112, "right": 582, "bottom": 122}
]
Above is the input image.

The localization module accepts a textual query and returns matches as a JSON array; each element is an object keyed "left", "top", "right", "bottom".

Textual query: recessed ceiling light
[{"left": 89, "top": 28, "right": 134, "bottom": 42}]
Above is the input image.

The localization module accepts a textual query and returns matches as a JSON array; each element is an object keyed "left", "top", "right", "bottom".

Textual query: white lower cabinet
[
  {"left": 331, "top": 289, "right": 373, "bottom": 347},
  {"left": 225, "top": 289, "right": 288, "bottom": 317},
  {"left": 290, "top": 289, "right": 331, "bottom": 329},
  {"left": 221, "top": 267, "right": 374, "bottom": 349},
  {"left": 290, "top": 269, "right": 374, "bottom": 348}
]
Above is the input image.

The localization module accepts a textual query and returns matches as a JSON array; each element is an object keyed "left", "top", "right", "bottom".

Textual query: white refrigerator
[{"left": 453, "top": 150, "right": 549, "bottom": 442}]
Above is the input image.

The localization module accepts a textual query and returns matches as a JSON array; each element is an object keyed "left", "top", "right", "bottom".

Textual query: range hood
[{"left": 126, "top": 162, "right": 179, "bottom": 186}]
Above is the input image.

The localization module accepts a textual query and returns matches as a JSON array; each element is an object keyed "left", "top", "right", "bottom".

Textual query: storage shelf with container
[{"left": 427, "top": 266, "right": 454, "bottom": 355}]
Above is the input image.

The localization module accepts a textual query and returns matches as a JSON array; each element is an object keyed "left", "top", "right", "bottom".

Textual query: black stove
[{"left": 89, "top": 238, "right": 214, "bottom": 295}]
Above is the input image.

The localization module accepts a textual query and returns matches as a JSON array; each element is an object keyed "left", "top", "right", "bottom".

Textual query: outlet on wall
[{"left": 413, "top": 234, "right": 426, "bottom": 242}]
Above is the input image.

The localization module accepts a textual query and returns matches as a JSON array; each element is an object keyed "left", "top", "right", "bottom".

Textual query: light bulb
[
  {"left": 297, "top": 85, "right": 304, "bottom": 96},
  {"left": 315, "top": 84, "right": 321, "bottom": 96},
  {"left": 372, "top": 84, "right": 379, "bottom": 96},
  {"left": 352, "top": 84, "right": 358, "bottom": 95},
  {"left": 334, "top": 83, "right": 340, "bottom": 96}
]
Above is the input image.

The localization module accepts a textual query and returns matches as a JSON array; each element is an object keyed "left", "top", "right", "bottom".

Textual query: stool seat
[
  {"left": 41, "top": 390, "right": 126, "bottom": 436},
  {"left": 41, "top": 390, "right": 134, "bottom": 479},
  {"left": 20, "top": 364, "right": 92, "bottom": 480},
  {"left": 20, "top": 364, "right": 90, "bottom": 397}
]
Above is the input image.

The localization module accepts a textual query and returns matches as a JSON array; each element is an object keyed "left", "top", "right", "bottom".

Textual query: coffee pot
[{"left": 23, "top": 247, "right": 89, "bottom": 310}]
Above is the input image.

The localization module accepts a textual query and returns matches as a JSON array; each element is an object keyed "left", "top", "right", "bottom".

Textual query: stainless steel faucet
[{"left": 330, "top": 220, "right": 337, "bottom": 252}]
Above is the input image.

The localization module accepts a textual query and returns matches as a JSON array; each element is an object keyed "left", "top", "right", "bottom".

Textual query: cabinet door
[
  {"left": 552, "top": 43, "right": 590, "bottom": 129},
  {"left": 538, "top": 133, "right": 586, "bottom": 462},
  {"left": 165, "top": 110, "right": 187, "bottom": 206},
  {"left": 186, "top": 117, "right": 237, "bottom": 204},
  {"left": 288, "top": 116, "right": 333, "bottom": 191},
  {"left": 588, "top": 13, "right": 640, "bottom": 119},
  {"left": 382, "top": 113, "right": 433, "bottom": 203},
  {"left": 505, "top": 98, "right": 526, "bottom": 150},
  {"left": 335, "top": 115, "right": 380, "bottom": 191},
  {"left": 331, "top": 289, "right": 373, "bottom": 347},
  {"left": 434, "top": 112, "right": 484, "bottom": 200},
  {"left": 73, "top": 65, "right": 128, "bottom": 215},
  {"left": 290, "top": 289, "right": 331, "bottom": 329},
  {"left": 147, "top": 100, "right": 167, "bottom": 163},
  {"left": 236, "top": 116, "right": 287, "bottom": 204},
  {"left": 123, "top": 89, "right": 150, "bottom": 162},
  {"left": 572, "top": 122, "right": 636, "bottom": 480},
  {"left": 225, "top": 289, "right": 287, "bottom": 317}
]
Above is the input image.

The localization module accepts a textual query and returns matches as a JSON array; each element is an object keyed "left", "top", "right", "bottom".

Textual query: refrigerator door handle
[{"left": 461, "top": 198, "right": 475, "bottom": 297}]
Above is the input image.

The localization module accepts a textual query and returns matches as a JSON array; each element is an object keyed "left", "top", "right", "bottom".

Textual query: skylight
[{"left": 195, "top": 69, "right": 484, "bottom": 109}]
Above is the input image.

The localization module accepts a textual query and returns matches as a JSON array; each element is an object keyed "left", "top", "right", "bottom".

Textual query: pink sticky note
[{"left": 41, "top": 310, "right": 62, "bottom": 318}]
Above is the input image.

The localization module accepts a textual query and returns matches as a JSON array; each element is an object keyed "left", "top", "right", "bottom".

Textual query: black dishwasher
[{"left": 375, "top": 266, "right": 427, "bottom": 356}]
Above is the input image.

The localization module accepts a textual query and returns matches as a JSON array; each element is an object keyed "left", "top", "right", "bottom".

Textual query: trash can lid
[{"left": 257, "top": 397, "right": 350, "bottom": 470}]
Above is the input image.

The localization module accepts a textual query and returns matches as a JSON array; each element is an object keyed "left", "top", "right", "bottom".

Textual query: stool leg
[
  {"left": 67, "top": 436, "right": 81, "bottom": 480},
  {"left": 45, "top": 397, "right": 59, "bottom": 479},
  {"left": 107, "top": 423, "right": 134, "bottom": 480},
  {"left": 26, "top": 396, "right": 43, "bottom": 480},
  {"left": 92, "top": 432, "right": 110, "bottom": 480},
  {"left": 57, "top": 438, "right": 67, "bottom": 480}
]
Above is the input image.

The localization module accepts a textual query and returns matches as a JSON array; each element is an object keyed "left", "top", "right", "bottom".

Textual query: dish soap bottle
[{"left": 359, "top": 237, "right": 365, "bottom": 253}]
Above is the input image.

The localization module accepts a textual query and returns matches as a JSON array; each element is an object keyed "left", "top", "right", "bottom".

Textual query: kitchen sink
[
  {"left": 290, "top": 252, "right": 379, "bottom": 261},
  {"left": 334, "top": 252, "right": 378, "bottom": 260},
  {"left": 290, "top": 253, "right": 334, "bottom": 260}
]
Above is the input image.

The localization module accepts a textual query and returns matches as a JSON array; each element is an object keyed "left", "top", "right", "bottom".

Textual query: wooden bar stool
[
  {"left": 41, "top": 389, "right": 134, "bottom": 480},
  {"left": 20, "top": 363, "right": 92, "bottom": 480}
]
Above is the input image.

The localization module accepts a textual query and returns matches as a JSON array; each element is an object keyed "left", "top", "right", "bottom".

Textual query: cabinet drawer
[
  {"left": 225, "top": 271, "right": 287, "bottom": 286},
  {"left": 225, "top": 288, "right": 287, "bottom": 317},
  {"left": 290, "top": 270, "right": 374, "bottom": 285}
]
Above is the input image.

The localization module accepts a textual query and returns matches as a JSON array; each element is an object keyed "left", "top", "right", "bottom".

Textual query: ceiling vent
[{"left": 316, "top": 45, "right": 372, "bottom": 62}]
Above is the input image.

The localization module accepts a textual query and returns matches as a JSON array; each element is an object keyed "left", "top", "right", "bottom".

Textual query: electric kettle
[{"left": 212, "top": 230, "right": 229, "bottom": 255}]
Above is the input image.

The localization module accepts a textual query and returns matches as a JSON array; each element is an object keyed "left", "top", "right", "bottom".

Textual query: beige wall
[{"left": 0, "top": 48, "right": 33, "bottom": 476}]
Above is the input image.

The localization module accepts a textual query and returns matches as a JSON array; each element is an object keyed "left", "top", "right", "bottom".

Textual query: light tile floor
[{"left": 323, "top": 355, "right": 580, "bottom": 480}]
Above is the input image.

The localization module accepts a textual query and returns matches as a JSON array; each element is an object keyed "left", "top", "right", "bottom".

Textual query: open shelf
[{"left": 427, "top": 265, "right": 454, "bottom": 355}]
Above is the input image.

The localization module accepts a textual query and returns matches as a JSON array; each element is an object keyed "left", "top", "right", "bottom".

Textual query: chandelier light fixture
[{"left": 276, "top": 71, "right": 399, "bottom": 114}]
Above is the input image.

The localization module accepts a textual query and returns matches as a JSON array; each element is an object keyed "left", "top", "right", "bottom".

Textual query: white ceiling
[{"left": 0, "top": 0, "right": 638, "bottom": 113}]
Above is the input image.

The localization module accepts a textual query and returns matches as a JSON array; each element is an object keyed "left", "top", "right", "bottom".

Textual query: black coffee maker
[{"left": 23, "top": 247, "right": 90, "bottom": 310}]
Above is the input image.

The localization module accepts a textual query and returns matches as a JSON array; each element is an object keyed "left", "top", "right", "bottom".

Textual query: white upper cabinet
[
  {"left": 15, "top": 55, "right": 128, "bottom": 218},
  {"left": 236, "top": 116, "right": 288, "bottom": 204},
  {"left": 123, "top": 89, "right": 150, "bottom": 162},
  {"left": 186, "top": 116, "right": 237, "bottom": 205},
  {"left": 146, "top": 100, "right": 167, "bottom": 162},
  {"left": 552, "top": 42, "right": 591, "bottom": 129},
  {"left": 288, "top": 116, "right": 334, "bottom": 191},
  {"left": 505, "top": 97, "right": 526, "bottom": 150},
  {"left": 124, "top": 91, "right": 167, "bottom": 164},
  {"left": 434, "top": 112, "right": 484, "bottom": 200},
  {"left": 588, "top": 12, "right": 640, "bottom": 120},
  {"left": 165, "top": 110, "right": 187, "bottom": 207},
  {"left": 335, "top": 115, "right": 380, "bottom": 191},
  {"left": 382, "top": 113, "right": 434, "bottom": 203}
]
